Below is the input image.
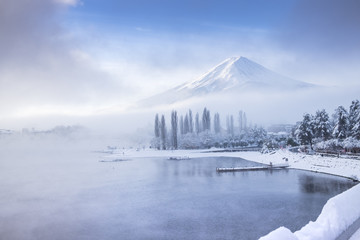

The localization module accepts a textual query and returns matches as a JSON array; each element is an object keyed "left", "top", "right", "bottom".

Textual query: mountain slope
[{"left": 140, "top": 56, "right": 314, "bottom": 106}]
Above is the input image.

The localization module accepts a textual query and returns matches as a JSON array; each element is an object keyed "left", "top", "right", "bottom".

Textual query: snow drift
[{"left": 259, "top": 183, "right": 360, "bottom": 240}]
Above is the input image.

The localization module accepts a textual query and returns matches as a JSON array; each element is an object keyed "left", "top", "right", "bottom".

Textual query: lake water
[
  {"left": 0, "top": 152, "right": 357, "bottom": 240},
  {"left": 87, "top": 156, "right": 356, "bottom": 240}
]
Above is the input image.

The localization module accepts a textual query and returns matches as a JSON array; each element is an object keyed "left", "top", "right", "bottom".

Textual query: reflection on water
[
  {"left": 163, "top": 157, "right": 264, "bottom": 178},
  {"left": 299, "top": 174, "right": 356, "bottom": 194}
]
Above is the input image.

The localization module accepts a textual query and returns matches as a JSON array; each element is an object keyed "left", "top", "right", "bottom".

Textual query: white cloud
[
  {"left": 0, "top": 0, "right": 125, "bottom": 127},
  {"left": 54, "top": 0, "right": 80, "bottom": 6}
]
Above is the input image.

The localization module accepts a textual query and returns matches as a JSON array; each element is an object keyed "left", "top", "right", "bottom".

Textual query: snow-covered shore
[
  {"left": 109, "top": 148, "right": 360, "bottom": 240},
  {"left": 112, "top": 148, "right": 360, "bottom": 181}
]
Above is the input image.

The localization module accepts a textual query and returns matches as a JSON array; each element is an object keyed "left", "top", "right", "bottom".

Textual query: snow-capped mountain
[{"left": 141, "top": 56, "right": 314, "bottom": 106}]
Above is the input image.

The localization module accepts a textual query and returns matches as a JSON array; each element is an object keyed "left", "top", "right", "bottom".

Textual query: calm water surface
[{"left": 84, "top": 156, "right": 356, "bottom": 240}]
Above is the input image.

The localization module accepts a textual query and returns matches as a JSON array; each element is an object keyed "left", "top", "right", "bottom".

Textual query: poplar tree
[
  {"left": 189, "top": 110, "right": 193, "bottom": 133},
  {"left": 243, "top": 112, "right": 247, "bottom": 131},
  {"left": 195, "top": 112, "right": 200, "bottom": 134},
  {"left": 180, "top": 115, "right": 184, "bottom": 135},
  {"left": 239, "top": 110, "right": 243, "bottom": 133},
  {"left": 214, "top": 113, "right": 221, "bottom": 134},
  {"left": 184, "top": 114, "right": 190, "bottom": 134},
  {"left": 154, "top": 114, "right": 160, "bottom": 150},
  {"left": 202, "top": 107, "right": 210, "bottom": 131},
  {"left": 160, "top": 115, "right": 167, "bottom": 150},
  {"left": 171, "top": 110, "right": 178, "bottom": 149}
]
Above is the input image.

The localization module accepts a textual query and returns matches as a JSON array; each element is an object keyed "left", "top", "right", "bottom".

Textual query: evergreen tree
[
  {"left": 349, "top": 100, "right": 360, "bottom": 137},
  {"left": 313, "top": 109, "right": 331, "bottom": 141},
  {"left": 333, "top": 106, "right": 348, "bottom": 140},
  {"left": 295, "top": 113, "right": 314, "bottom": 149},
  {"left": 171, "top": 110, "right": 178, "bottom": 149},
  {"left": 352, "top": 114, "right": 360, "bottom": 140},
  {"left": 160, "top": 115, "right": 167, "bottom": 150}
]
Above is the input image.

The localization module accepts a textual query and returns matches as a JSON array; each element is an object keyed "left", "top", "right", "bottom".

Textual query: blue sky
[
  {"left": 0, "top": 0, "right": 360, "bottom": 127},
  {"left": 66, "top": 0, "right": 296, "bottom": 32}
]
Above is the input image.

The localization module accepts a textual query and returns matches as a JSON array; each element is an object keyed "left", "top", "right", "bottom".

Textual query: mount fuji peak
[{"left": 141, "top": 56, "right": 315, "bottom": 106}]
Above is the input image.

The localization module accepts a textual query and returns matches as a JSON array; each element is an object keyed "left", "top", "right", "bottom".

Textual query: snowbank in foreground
[
  {"left": 258, "top": 227, "right": 298, "bottom": 240},
  {"left": 259, "top": 183, "right": 360, "bottom": 240}
]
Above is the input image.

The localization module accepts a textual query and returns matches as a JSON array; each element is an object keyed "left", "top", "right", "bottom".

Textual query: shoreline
[
  {"left": 288, "top": 167, "right": 359, "bottom": 182},
  {"left": 117, "top": 148, "right": 360, "bottom": 182}
]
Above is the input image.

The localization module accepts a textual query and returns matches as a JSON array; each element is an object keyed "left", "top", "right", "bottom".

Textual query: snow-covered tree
[
  {"left": 214, "top": 113, "right": 221, "bottom": 134},
  {"left": 188, "top": 110, "right": 193, "bottom": 133},
  {"left": 313, "top": 109, "right": 331, "bottom": 141},
  {"left": 249, "top": 125, "right": 267, "bottom": 146},
  {"left": 179, "top": 132, "right": 201, "bottom": 149},
  {"left": 353, "top": 118, "right": 360, "bottom": 140},
  {"left": 154, "top": 114, "right": 160, "bottom": 150},
  {"left": 184, "top": 114, "right": 190, "bottom": 134},
  {"left": 226, "top": 115, "right": 234, "bottom": 136},
  {"left": 171, "top": 110, "right": 178, "bottom": 149},
  {"left": 239, "top": 110, "right": 243, "bottom": 133},
  {"left": 349, "top": 100, "right": 360, "bottom": 138},
  {"left": 332, "top": 106, "right": 348, "bottom": 140},
  {"left": 160, "top": 115, "right": 167, "bottom": 150},
  {"left": 195, "top": 112, "right": 200, "bottom": 134},
  {"left": 202, "top": 107, "right": 211, "bottom": 132},
  {"left": 180, "top": 115, "right": 184, "bottom": 135},
  {"left": 243, "top": 112, "right": 247, "bottom": 131},
  {"left": 295, "top": 113, "right": 314, "bottom": 149},
  {"left": 154, "top": 114, "right": 160, "bottom": 138}
]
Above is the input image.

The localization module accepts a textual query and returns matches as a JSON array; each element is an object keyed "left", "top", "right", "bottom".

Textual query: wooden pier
[
  {"left": 168, "top": 156, "right": 190, "bottom": 160},
  {"left": 216, "top": 163, "right": 289, "bottom": 172}
]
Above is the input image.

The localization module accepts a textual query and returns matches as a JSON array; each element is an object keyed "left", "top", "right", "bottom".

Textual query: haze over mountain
[{"left": 141, "top": 56, "right": 315, "bottom": 107}]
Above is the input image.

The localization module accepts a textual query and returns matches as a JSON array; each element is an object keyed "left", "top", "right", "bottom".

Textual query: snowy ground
[{"left": 107, "top": 147, "right": 360, "bottom": 240}]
